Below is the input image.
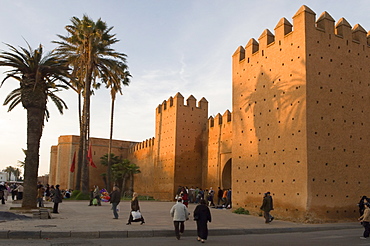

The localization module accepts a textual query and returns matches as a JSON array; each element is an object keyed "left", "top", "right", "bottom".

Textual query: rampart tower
[
  {"left": 155, "top": 93, "right": 208, "bottom": 199},
  {"left": 232, "top": 5, "right": 370, "bottom": 221},
  {"left": 129, "top": 93, "right": 209, "bottom": 200}
]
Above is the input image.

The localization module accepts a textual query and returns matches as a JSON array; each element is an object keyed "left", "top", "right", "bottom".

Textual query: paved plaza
[{"left": 0, "top": 200, "right": 359, "bottom": 239}]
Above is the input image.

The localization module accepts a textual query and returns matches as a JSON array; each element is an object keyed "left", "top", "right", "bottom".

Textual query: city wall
[
  {"left": 47, "top": 5, "right": 370, "bottom": 222},
  {"left": 232, "top": 5, "right": 370, "bottom": 221}
]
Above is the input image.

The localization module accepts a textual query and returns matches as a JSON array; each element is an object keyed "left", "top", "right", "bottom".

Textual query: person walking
[
  {"left": 52, "top": 184, "right": 63, "bottom": 213},
  {"left": 170, "top": 198, "right": 189, "bottom": 240},
  {"left": 10, "top": 184, "right": 17, "bottom": 201},
  {"left": 37, "top": 183, "right": 45, "bottom": 207},
  {"left": 15, "top": 184, "right": 23, "bottom": 200},
  {"left": 208, "top": 188, "right": 215, "bottom": 207},
  {"left": 88, "top": 186, "right": 95, "bottom": 206},
  {"left": 44, "top": 184, "right": 51, "bottom": 202},
  {"left": 226, "top": 188, "right": 232, "bottom": 208},
  {"left": 4, "top": 182, "right": 10, "bottom": 202},
  {"left": 109, "top": 186, "right": 121, "bottom": 219},
  {"left": 217, "top": 187, "right": 223, "bottom": 205},
  {"left": 126, "top": 192, "right": 145, "bottom": 225},
  {"left": 359, "top": 202, "right": 370, "bottom": 239},
  {"left": 181, "top": 188, "right": 189, "bottom": 207},
  {"left": 222, "top": 189, "right": 228, "bottom": 206},
  {"left": 93, "top": 185, "right": 101, "bottom": 206},
  {"left": 194, "top": 199, "right": 212, "bottom": 243},
  {"left": 0, "top": 182, "right": 6, "bottom": 204},
  {"left": 358, "top": 196, "right": 368, "bottom": 216},
  {"left": 260, "top": 191, "right": 274, "bottom": 223}
]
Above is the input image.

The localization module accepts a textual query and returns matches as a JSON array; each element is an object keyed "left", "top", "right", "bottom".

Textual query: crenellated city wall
[
  {"left": 48, "top": 5, "right": 370, "bottom": 222},
  {"left": 232, "top": 5, "right": 370, "bottom": 222},
  {"left": 49, "top": 136, "right": 134, "bottom": 190},
  {"left": 206, "top": 110, "right": 232, "bottom": 190}
]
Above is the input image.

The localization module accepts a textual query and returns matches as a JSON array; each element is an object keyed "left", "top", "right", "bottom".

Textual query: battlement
[
  {"left": 233, "top": 5, "right": 370, "bottom": 61},
  {"left": 208, "top": 110, "right": 232, "bottom": 127},
  {"left": 156, "top": 92, "right": 208, "bottom": 114},
  {"left": 129, "top": 137, "right": 155, "bottom": 153}
]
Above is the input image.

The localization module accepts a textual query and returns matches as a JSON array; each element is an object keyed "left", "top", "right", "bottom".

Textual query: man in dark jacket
[
  {"left": 109, "top": 186, "right": 121, "bottom": 219},
  {"left": 52, "top": 184, "right": 63, "bottom": 213},
  {"left": 217, "top": 187, "right": 223, "bottom": 205},
  {"left": 260, "top": 191, "right": 274, "bottom": 223},
  {"left": 0, "top": 182, "right": 6, "bottom": 204}
]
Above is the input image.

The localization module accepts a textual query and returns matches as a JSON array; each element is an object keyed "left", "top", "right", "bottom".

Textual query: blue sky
[{"left": 0, "top": 0, "right": 369, "bottom": 176}]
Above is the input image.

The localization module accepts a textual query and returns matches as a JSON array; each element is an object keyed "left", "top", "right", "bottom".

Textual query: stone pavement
[{"left": 0, "top": 200, "right": 359, "bottom": 239}]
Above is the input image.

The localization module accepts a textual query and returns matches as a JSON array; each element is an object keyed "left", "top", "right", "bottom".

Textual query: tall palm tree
[
  {"left": 2, "top": 166, "right": 16, "bottom": 181},
  {"left": 126, "top": 163, "right": 140, "bottom": 195},
  {"left": 54, "top": 15, "right": 129, "bottom": 194},
  {"left": 103, "top": 63, "right": 131, "bottom": 192},
  {"left": 0, "top": 42, "right": 69, "bottom": 208}
]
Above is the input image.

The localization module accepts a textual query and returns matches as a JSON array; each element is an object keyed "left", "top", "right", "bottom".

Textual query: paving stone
[
  {"left": 8, "top": 230, "right": 41, "bottom": 239},
  {"left": 127, "top": 230, "right": 154, "bottom": 237},
  {"left": 70, "top": 231, "right": 99, "bottom": 238},
  {"left": 41, "top": 231, "right": 71, "bottom": 239},
  {"left": 0, "top": 230, "right": 9, "bottom": 239},
  {"left": 99, "top": 231, "right": 127, "bottom": 238}
]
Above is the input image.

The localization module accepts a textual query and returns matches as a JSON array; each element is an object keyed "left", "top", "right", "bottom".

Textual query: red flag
[
  {"left": 70, "top": 151, "right": 76, "bottom": 172},
  {"left": 87, "top": 142, "right": 97, "bottom": 168}
]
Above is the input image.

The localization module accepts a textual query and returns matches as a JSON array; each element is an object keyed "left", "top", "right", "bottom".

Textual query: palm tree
[
  {"left": 2, "top": 166, "right": 16, "bottom": 181},
  {"left": 111, "top": 159, "right": 140, "bottom": 197},
  {"left": 103, "top": 63, "right": 131, "bottom": 192},
  {"left": 0, "top": 42, "right": 69, "bottom": 208},
  {"left": 13, "top": 168, "right": 21, "bottom": 181},
  {"left": 126, "top": 163, "right": 141, "bottom": 195},
  {"left": 100, "top": 153, "right": 122, "bottom": 188},
  {"left": 111, "top": 159, "right": 130, "bottom": 196},
  {"left": 54, "top": 15, "right": 129, "bottom": 194}
]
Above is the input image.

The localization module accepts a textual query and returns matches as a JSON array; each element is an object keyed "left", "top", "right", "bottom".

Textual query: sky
[{"left": 0, "top": 0, "right": 369, "bottom": 176}]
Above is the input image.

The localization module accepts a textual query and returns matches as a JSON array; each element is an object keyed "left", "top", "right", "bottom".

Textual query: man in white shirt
[{"left": 170, "top": 198, "right": 189, "bottom": 240}]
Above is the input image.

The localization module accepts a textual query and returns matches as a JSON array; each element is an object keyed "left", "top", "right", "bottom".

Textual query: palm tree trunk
[
  {"left": 81, "top": 60, "right": 93, "bottom": 194},
  {"left": 80, "top": 92, "right": 90, "bottom": 194},
  {"left": 107, "top": 97, "right": 115, "bottom": 192},
  {"left": 22, "top": 107, "right": 44, "bottom": 208},
  {"left": 75, "top": 93, "right": 82, "bottom": 190},
  {"left": 129, "top": 173, "right": 134, "bottom": 194},
  {"left": 121, "top": 174, "right": 127, "bottom": 197}
]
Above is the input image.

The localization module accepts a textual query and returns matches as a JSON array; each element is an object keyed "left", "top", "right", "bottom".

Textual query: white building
[{"left": 0, "top": 172, "right": 7, "bottom": 183}]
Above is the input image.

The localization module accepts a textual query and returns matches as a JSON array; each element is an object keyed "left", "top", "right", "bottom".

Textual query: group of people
[
  {"left": 106, "top": 185, "right": 212, "bottom": 242},
  {"left": 36, "top": 182, "right": 64, "bottom": 213},
  {"left": 107, "top": 185, "right": 145, "bottom": 224},
  {"left": 175, "top": 186, "right": 232, "bottom": 209},
  {"left": 170, "top": 197, "right": 212, "bottom": 243},
  {"left": 0, "top": 182, "right": 24, "bottom": 203}
]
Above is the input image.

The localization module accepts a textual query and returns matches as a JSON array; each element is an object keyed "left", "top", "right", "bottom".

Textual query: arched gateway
[{"left": 222, "top": 158, "right": 232, "bottom": 189}]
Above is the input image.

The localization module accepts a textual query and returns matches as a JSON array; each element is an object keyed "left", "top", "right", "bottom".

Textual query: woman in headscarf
[
  {"left": 193, "top": 199, "right": 212, "bottom": 243},
  {"left": 126, "top": 192, "right": 145, "bottom": 225}
]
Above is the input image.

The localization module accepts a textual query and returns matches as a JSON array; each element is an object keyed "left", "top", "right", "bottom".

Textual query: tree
[
  {"left": 54, "top": 15, "right": 129, "bottom": 194},
  {"left": 3, "top": 166, "right": 16, "bottom": 181},
  {"left": 103, "top": 63, "right": 131, "bottom": 192},
  {"left": 126, "top": 163, "right": 141, "bottom": 195},
  {"left": 111, "top": 159, "right": 140, "bottom": 197},
  {"left": 100, "top": 153, "right": 122, "bottom": 188},
  {"left": 0, "top": 42, "right": 69, "bottom": 208},
  {"left": 111, "top": 159, "right": 130, "bottom": 196}
]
